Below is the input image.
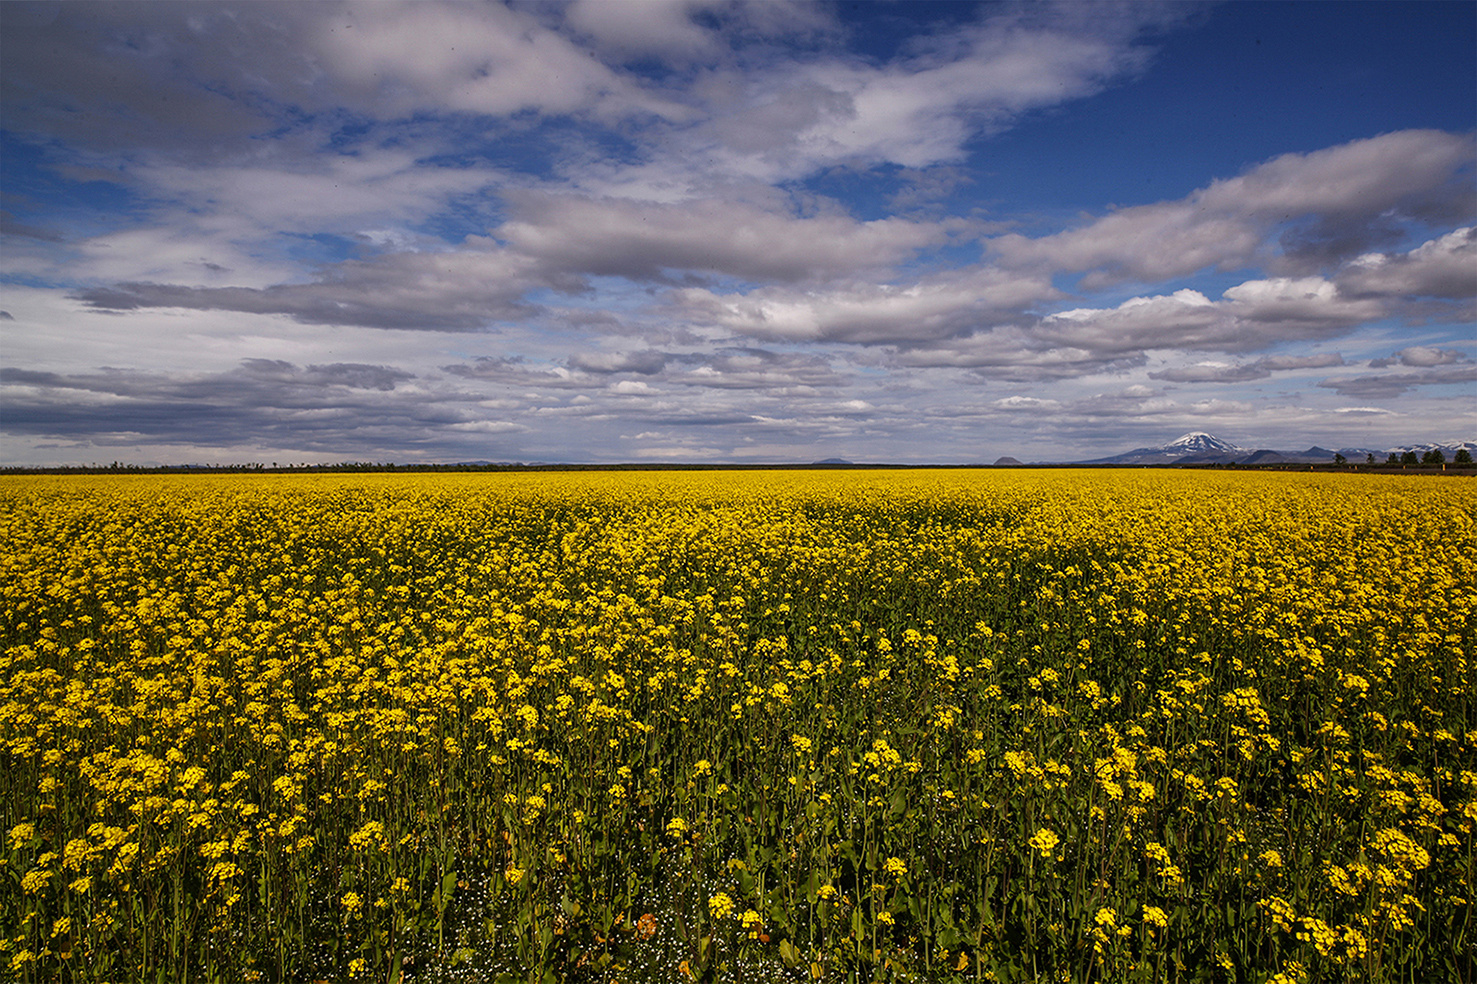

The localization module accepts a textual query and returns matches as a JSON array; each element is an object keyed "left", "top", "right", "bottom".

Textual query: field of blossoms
[{"left": 2, "top": 469, "right": 1473, "bottom": 984}]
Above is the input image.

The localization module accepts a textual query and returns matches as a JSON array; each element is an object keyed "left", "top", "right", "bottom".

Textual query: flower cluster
[{"left": 1, "top": 469, "right": 1471, "bottom": 982}]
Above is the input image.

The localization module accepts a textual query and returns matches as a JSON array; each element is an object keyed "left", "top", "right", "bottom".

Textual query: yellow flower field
[{"left": 1, "top": 470, "right": 1472, "bottom": 982}]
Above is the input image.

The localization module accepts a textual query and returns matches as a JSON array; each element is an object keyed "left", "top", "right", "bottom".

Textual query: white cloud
[
  {"left": 77, "top": 245, "right": 551, "bottom": 331},
  {"left": 1038, "top": 278, "right": 1381, "bottom": 357},
  {"left": 310, "top": 1, "right": 688, "bottom": 122},
  {"left": 673, "top": 267, "right": 1055, "bottom": 343},
  {"left": 1317, "top": 363, "right": 1477, "bottom": 398},
  {"left": 135, "top": 151, "right": 499, "bottom": 239},
  {"left": 448, "top": 420, "right": 525, "bottom": 434},
  {"left": 498, "top": 193, "right": 951, "bottom": 283},
  {"left": 1150, "top": 353, "right": 1346, "bottom": 383},
  {"left": 1337, "top": 227, "right": 1477, "bottom": 300},
  {"left": 611, "top": 380, "right": 659, "bottom": 395},
  {"left": 4, "top": 2, "right": 1473, "bottom": 466},
  {"left": 1369, "top": 345, "right": 1471, "bottom": 368},
  {"left": 561, "top": 0, "right": 723, "bottom": 62},
  {"left": 994, "top": 395, "right": 1061, "bottom": 410},
  {"left": 991, "top": 130, "right": 1476, "bottom": 283}
]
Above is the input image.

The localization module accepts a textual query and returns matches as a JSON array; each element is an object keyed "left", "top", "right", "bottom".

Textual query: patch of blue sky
[
  {"left": 275, "top": 232, "right": 365, "bottom": 269},
  {"left": 791, "top": 166, "right": 928, "bottom": 223},
  {"left": 414, "top": 200, "right": 503, "bottom": 247},
  {"left": 521, "top": 277, "right": 651, "bottom": 312},
  {"left": 953, "top": 2, "right": 1475, "bottom": 217},
  {"left": 840, "top": 1, "right": 985, "bottom": 64},
  {"left": 423, "top": 115, "right": 646, "bottom": 179},
  {"left": 0, "top": 134, "right": 152, "bottom": 240}
]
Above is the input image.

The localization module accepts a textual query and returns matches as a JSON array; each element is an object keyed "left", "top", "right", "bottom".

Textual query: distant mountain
[
  {"left": 1074, "top": 433, "right": 1474, "bottom": 466},
  {"left": 1381, "top": 441, "right": 1477, "bottom": 458},
  {"left": 1080, "top": 432, "right": 1250, "bottom": 465},
  {"left": 812, "top": 458, "right": 854, "bottom": 466},
  {"left": 993, "top": 456, "right": 1024, "bottom": 467}
]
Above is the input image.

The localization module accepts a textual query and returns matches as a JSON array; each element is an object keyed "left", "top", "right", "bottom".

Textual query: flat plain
[{"left": 2, "top": 470, "right": 1472, "bottom": 983}]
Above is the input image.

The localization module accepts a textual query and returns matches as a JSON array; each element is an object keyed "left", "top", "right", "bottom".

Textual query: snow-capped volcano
[
  {"left": 1161, "top": 432, "right": 1250, "bottom": 456},
  {"left": 1018, "top": 432, "right": 1474, "bottom": 466},
  {"left": 1081, "top": 432, "right": 1251, "bottom": 465}
]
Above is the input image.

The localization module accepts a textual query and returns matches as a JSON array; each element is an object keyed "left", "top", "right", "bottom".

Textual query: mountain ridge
[{"left": 1049, "top": 434, "right": 1475, "bottom": 466}]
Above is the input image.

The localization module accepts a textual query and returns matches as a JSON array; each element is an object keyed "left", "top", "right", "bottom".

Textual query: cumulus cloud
[
  {"left": 76, "top": 246, "right": 552, "bottom": 331},
  {"left": 878, "top": 271, "right": 1389, "bottom": 383},
  {"left": 308, "top": 1, "right": 690, "bottom": 123},
  {"left": 1039, "top": 279, "right": 1381, "bottom": 356},
  {"left": 893, "top": 327, "right": 1147, "bottom": 382},
  {"left": 663, "top": 348, "right": 847, "bottom": 390},
  {"left": 1369, "top": 345, "right": 1471, "bottom": 369},
  {"left": 552, "top": 2, "right": 1188, "bottom": 194},
  {"left": 0, "top": 359, "right": 510, "bottom": 457},
  {"left": 1337, "top": 227, "right": 1477, "bottom": 300},
  {"left": 672, "top": 267, "right": 1055, "bottom": 343},
  {"left": 449, "top": 346, "right": 847, "bottom": 394},
  {"left": 1150, "top": 353, "right": 1346, "bottom": 383},
  {"left": 1, "top": 3, "right": 284, "bottom": 154},
  {"left": 558, "top": 0, "right": 831, "bottom": 64},
  {"left": 442, "top": 357, "right": 595, "bottom": 389},
  {"left": 991, "top": 131, "right": 1476, "bottom": 284},
  {"left": 561, "top": 0, "right": 725, "bottom": 61},
  {"left": 498, "top": 194, "right": 951, "bottom": 283},
  {"left": 993, "top": 395, "right": 1061, "bottom": 411},
  {"left": 4, "top": 1, "right": 1473, "bottom": 466},
  {"left": 133, "top": 152, "right": 502, "bottom": 240},
  {"left": 1316, "top": 362, "right": 1477, "bottom": 398},
  {"left": 568, "top": 349, "right": 672, "bottom": 375},
  {"left": 1, "top": 359, "right": 414, "bottom": 400}
]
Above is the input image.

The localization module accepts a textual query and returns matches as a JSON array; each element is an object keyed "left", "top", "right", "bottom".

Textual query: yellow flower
[
  {"left": 708, "top": 892, "right": 734, "bottom": 920},
  {"left": 8, "top": 823, "right": 35, "bottom": 850},
  {"left": 1028, "top": 828, "right": 1059, "bottom": 858}
]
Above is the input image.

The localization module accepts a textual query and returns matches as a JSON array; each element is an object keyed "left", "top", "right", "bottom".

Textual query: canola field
[{"left": 1, "top": 469, "right": 1473, "bottom": 984}]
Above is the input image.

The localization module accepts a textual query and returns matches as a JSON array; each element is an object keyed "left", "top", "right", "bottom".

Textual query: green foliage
[{"left": 2, "top": 471, "right": 1473, "bottom": 983}]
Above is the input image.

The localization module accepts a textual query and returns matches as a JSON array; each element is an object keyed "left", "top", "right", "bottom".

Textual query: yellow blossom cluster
[{"left": 1, "top": 469, "right": 1472, "bottom": 982}]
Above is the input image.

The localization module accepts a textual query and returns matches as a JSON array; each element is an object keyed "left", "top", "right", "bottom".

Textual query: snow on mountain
[
  {"left": 1081, "top": 432, "right": 1250, "bottom": 465},
  {"left": 1380, "top": 440, "right": 1476, "bottom": 456},
  {"left": 1073, "top": 433, "right": 1474, "bottom": 465},
  {"left": 1163, "top": 432, "right": 1250, "bottom": 456}
]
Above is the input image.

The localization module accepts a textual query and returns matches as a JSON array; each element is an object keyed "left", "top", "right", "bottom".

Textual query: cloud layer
[{"left": 3, "top": 2, "right": 1474, "bottom": 464}]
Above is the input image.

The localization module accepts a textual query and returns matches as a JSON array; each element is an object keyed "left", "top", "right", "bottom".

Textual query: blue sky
[{"left": 2, "top": 0, "right": 1473, "bottom": 465}]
